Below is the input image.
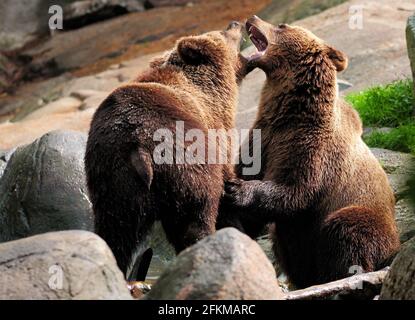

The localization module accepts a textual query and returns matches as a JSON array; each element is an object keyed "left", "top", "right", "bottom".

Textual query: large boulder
[
  {"left": 144, "top": 0, "right": 197, "bottom": 8},
  {"left": 380, "top": 237, "right": 415, "bottom": 300},
  {"left": 395, "top": 199, "right": 415, "bottom": 243},
  {"left": 0, "top": 230, "right": 132, "bottom": 300},
  {"left": 0, "top": 0, "right": 52, "bottom": 51},
  {"left": 0, "top": 130, "right": 93, "bottom": 243},
  {"left": 0, "top": 148, "right": 15, "bottom": 179},
  {"left": 146, "top": 228, "right": 285, "bottom": 300},
  {"left": 63, "top": 0, "right": 145, "bottom": 30},
  {"left": 0, "top": 151, "right": 6, "bottom": 177},
  {"left": 0, "top": 0, "right": 146, "bottom": 51},
  {"left": 406, "top": 13, "right": 415, "bottom": 109},
  {"left": 370, "top": 148, "right": 415, "bottom": 243}
]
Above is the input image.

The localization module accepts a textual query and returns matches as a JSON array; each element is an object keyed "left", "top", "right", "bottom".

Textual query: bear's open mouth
[{"left": 246, "top": 21, "right": 268, "bottom": 60}]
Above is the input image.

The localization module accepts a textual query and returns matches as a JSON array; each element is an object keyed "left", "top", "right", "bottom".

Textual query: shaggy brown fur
[
  {"left": 221, "top": 17, "right": 400, "bottom": 288},
  {"left": 85, "top": 22, "right": 246, "bottom": 278}
]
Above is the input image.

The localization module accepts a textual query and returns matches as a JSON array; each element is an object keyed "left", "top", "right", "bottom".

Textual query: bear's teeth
[{"left": 248, "top": 50, "right": 265, "bottom": 61}]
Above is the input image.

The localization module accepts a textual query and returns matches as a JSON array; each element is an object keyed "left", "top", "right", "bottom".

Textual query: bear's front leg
[
  {"left": 223, "top": 178, "right": 277, "bottom": 222},
  {"left": 217, "top": 179, "right": 271, "bottom": 239},
  {"left": 223, "top": 178, "right": 318, "bottom": 219}
]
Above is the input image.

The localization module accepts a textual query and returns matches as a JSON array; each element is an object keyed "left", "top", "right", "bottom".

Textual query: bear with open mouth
[
  {"left": 85, "top": 22, "right": 246, "bottom": 280},
  {"left": 221, "top": 16, "right": 400, "bottom": 288}
]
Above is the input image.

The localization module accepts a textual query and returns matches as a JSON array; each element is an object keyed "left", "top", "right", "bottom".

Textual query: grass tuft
[
  {"left": 363, "top": 125, "right": 415, "bottom": 154},
  {"left": 346, "top": 79, "right": 415, "bottom": 154},
  {"left": 346, "top": 79, "right": 414, "bottom": 127}
]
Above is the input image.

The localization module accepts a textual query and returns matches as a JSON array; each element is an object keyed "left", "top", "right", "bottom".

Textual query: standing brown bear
[
  {"left": 222, "top": 16, "right": 400, "bottom": 288},
  {"left": 85, "top": 22, "right": 245, "bottom": 278}
]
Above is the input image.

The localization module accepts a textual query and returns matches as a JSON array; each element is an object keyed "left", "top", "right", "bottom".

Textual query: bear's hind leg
[
  {"left": 314, "top": 206, "right": 400, "bottom": 285},
  {"left": 94, "top": 203, "right": 154, "bottom": 277}
]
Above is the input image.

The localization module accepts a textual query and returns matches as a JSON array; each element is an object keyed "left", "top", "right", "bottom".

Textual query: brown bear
[
  {"left": 85, "top": 21, "right": 246, "bottom": 279},
  {"left": 221, "top": 16, "right": 401, "bottom": 288}
]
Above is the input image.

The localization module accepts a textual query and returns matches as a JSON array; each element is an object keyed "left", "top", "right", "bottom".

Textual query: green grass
[
  {"left": 345, "top": 79, "right": 414, "bottom": 127},
  {"left": 364, "top": 125, "right": 415, "bottom": 154},
  {"left": 345, "top": 79, "right": 415, "bottom": 154}
]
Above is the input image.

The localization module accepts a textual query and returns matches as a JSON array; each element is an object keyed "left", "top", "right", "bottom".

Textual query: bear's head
[
  {"left": 245, "top": 16, "right": 348, "bottom": 82},
  {"left": 151, "top": 21, "right": 247, "bottom": 85}
]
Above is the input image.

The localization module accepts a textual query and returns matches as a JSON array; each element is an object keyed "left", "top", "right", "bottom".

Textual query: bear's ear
[
  {"left": 150, "top": 56, "right": 165, "bottom": 68},
  {"left": 177, "top": 36, "right": 218, "bottom": 65},
  {"left": 325, "top": 45, "right": 348, "bottom": 72},
  {"left": 149, "top": 51, "right": 170, "bottom": 68}
]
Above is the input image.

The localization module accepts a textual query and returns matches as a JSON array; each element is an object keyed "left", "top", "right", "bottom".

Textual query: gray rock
[
  {"left": 337, "top": 79, "right": 353, "bottom": 91},
  {"left": 370, "top": 148, "right": 413, "bottom": 176},
  {"left": 0, "top": 130, "right": 93, "bottom": 243},
  {"left": 0, "top": 0, "right": 51, "bottom": 51},
  {"left": 406, "top": 13, "right": 415, "bottom": 107},
  {"left": 380, "top": 237, "right": 415, "bottom": 300},
  {"left": 23, "top": 96, "right": 83, "bottom": 121},
  {"left": 0, "top": 0, "right": 145, "bottom": 51},
  {"left": 371, "top": 148, "right": 412, "bottom": 195},
  {"left": 395, "top": 199, "right": 415, "bottom": 243},
  {"left": 0, "top": 230, "right": 132, "bottom": 300},
  {"left": 5, "top": 74, "right": 71, "bottom": 122},
  {"left": 0, "top": 151, "right": 6, "bottom": 177},
  {"left": 0, "top": 148, "right": 15, "bottom": 179},
  {"left": 63, "top": 0, "right": 145, "bottom": 29},
  {"left": 144, "top": 0, "right": 196, "bottom": 8},
  {"left": 146, "top": 228, "right": 285, "bottom": 300},
  {"left": 368, "top": 148, "right": 415, "bottom": 242}
]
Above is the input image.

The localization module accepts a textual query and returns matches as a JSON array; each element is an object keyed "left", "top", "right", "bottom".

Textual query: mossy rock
[{"left": 406, "top": 14, "right": 415, "bottom": 109}]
